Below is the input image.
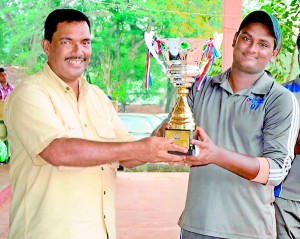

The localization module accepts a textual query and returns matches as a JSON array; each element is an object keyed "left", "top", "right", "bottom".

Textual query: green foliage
[
  {"left": 262, "top": 0, "right": 300, "bottom": 82},
  {"left": 0, "top": 19, "right": 7, "bottom": 64},
  {"left": 248, "top": 0, "right": 300, "bottom": 83},
  {"left": 0, "top": 0, "right": 222, "bottom": 108}
]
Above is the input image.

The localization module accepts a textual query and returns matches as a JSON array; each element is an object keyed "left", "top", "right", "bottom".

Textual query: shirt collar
[
  {"left": 0, "top": 83, "right": 13, "bottom": 89},
  {"left": 43, "top": 64, "right": 89, "bottom": 94},
  {"left": 211, "top": 68, "right": 275, "bottom": 96},
  {"left": 250, "top": 70, "right": 275, "bottom": 95}
]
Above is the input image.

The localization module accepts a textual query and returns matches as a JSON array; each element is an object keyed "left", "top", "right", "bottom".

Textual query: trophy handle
[{"left": 144, "top": 31, "right": 167, "bottom": 74}]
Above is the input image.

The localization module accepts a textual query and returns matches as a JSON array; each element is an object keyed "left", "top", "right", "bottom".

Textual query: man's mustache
[{"left": 65, "top": 56, "right": 86, "bottom": 61}]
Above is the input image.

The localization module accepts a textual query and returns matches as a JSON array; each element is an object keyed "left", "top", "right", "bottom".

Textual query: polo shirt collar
[
  {"left": 211, "top": 69, "right": 229, "bottom": 85},
  {"left": 210, "top": 69, "right": 232, "bottom": 93},
  {"left": 248, "top": 70, "right": 274, "bottom": 95},
  {"left": 211, "top": 68, "right": 275, "bottom": 96}
]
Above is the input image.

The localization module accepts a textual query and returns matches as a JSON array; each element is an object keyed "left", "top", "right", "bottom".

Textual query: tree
[
  {"left": 262, "top": 0, "right": 300, "bottom": 83},
  {"left": 0, "top": 0, "right": 223, "bottom": 112},
  {"left": 243, "top": 0, "right": 300, "bottom": 83}
]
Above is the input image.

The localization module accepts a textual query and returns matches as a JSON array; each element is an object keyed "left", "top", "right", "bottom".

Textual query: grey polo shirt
[
  {"left": 178, "top": 69, "right": 299, "bottom": 239},
  {"left": 275, "top": 75, "right": 300, "bottom": 201}
]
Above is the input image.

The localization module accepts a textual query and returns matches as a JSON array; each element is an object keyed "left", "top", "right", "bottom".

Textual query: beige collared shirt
[{"left": 4, "top": 64, "right": 134, "bottom": 239}]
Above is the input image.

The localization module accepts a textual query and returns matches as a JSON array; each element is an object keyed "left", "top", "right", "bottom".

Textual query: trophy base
[{"left": 164, "top": 129, "right": 195, "bottom": 156}]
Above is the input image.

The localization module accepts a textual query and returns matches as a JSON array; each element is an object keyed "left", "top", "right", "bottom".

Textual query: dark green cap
[{"left": 238, "top": 10, "right": 282, "bottom": 50}]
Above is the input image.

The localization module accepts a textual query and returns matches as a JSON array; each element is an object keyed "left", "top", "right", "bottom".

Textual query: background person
[
  {"left": 0, "top": 67, "right": 14, "bottom": 100},
  {"left": 154, "top": 10, "right": 299, "bottom": 239},
  {"left": 4, "top": 9, "right": 188, "bottom": 239},
  {"left": 274, "top": 33, "right": 300, "bottom": 239}
]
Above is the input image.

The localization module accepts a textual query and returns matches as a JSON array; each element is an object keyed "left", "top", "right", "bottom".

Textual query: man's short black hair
[
  {"left": 0, "top": 67, "right": 6, "bottom": 73},
  {"left": 44, "top": 9, "right": 91, "bottom": 42}
]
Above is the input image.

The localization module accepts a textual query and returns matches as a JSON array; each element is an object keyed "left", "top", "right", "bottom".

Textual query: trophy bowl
[{"left": 144, "top": 32, "right": 220, "bottom": 155}]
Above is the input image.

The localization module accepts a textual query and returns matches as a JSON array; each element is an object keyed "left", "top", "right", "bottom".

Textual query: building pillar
[{"left": 222, "top": 0, "right": 242, "bottom": 71}]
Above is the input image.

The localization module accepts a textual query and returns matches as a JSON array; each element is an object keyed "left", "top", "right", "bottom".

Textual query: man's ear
[
  {"left": 232, "top": 32, "right": 238, "bottom": 47},
  {"left": 41, "top": 39, "right": 50, "bottom": 56},
  {"left": 269, "top": 48, "right": 279, "bottom": 62}
]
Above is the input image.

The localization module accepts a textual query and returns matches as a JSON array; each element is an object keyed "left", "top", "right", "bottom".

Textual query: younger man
[{"left": 154, "top": 10, "right": 299, "bottom": 239}]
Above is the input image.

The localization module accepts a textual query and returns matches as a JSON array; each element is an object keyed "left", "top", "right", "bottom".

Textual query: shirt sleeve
[
  {"left": 5, "top": 84, "right": 72, "bottom": 165},
  {"left": 265, "top": 91, "right": 299, "bottom": 186}
]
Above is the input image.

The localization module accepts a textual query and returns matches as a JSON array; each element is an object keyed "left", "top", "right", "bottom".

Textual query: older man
[{"left": 4, "top": 9, "right": 188, "bottom": 239}]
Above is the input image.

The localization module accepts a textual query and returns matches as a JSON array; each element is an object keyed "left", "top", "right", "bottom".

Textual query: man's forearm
[
  {"left": 39, "top": 136, "right": 189, "bottom": 167},
  {"left": 214, "top": 147, "right": 262, "bottom": 181},
  {"left": 39, "top": 137, "right": 143, "bottom": 167}
]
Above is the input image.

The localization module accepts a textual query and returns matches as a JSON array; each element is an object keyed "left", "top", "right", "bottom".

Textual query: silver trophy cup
[{"left": 145, "top": 32, "right": 206, "bottom": 155}]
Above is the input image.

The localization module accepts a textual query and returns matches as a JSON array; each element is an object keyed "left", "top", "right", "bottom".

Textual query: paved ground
[
  {"left": 116, "top": 172, "right": 189, "bottom": 239},
  {"left": 0, "top": 168, "right": 189, "bottom": 239},
  {"left": 0, "top": 199, "right": 9, "bottom": 239},
  {"left": 0, "top": 165, "right": 9, "bottom": 207}
]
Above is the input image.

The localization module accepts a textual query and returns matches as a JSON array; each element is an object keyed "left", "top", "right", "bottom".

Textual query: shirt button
[
  {"left": 101, "top": 167, "right": 104, "bottom": 170},
  {"left": 104, "top": 215, "right": 106, "bottom": 219},
  {"left": 84, "top": 124, "right": 87, "bottom": 127},
  {"left": 104, "top": 191, "right": 106, "bottom": 195}
]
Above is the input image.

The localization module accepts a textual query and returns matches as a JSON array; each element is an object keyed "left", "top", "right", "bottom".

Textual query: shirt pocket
[
  {"left": 93, "top": 115, "right": 116, "bottom": 140},
  {"left": 65, "top": 122, "right": 84, "bottom": 138}
]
